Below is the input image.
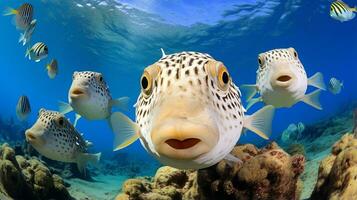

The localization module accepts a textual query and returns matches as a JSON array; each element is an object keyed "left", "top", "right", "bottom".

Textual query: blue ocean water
[{"left": 0, "top": 0, "right": 356, "bottom": 165}]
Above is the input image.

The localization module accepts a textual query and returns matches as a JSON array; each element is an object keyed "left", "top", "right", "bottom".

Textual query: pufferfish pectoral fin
[
  {"left": 73, "top": 113, "right": 81, "bottom": 127},
  {"left": 110, "top": 97, "right": 130, "bottom": 111},
  {"left": 308, "top": 72, "right": 326, "bottom": 90},
  {"left": 246, "top": 97, "right": 263, "bottom": 110},
  {"left": 243, "top": 105, "right": 275, "bottom": 140},
  {"left": 240, "top": 84, "right": 258, "bottom": 101},
  {"left": 58, "top": 101, "right": 73, "bottom": 115},
  {"left": 301, "top": 89, "right": 323, "bottom": 110},
  {"left": 77, "top": 152, "right": 101, "bottom": 176},
  {"left": 109, "top": 112, "right": 140, "bottom": 151}
]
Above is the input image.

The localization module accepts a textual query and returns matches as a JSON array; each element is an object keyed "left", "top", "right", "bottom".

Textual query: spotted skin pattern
[
  {"left": 69, "top": 71, "right": 113, "bottom": 120},
  {"left": 135, "top": 51, "right": 246, "bottom": 169},
  {"left": 28, "top": 109, "right": 87, "bottom": 163}
]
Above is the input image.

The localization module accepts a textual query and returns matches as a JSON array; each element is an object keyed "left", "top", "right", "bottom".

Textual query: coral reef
[
  {"left": 0, "top": 143, "right": 72, "bottom": 200},
  {"left": 116, "top": 142, "right": 305, "bottom": 200},
  {"left": 286, "top": 143, "right": 306, "bottom": 157},
  {"left": 310, "top": 133, "right": 357, "bottom": 200}
]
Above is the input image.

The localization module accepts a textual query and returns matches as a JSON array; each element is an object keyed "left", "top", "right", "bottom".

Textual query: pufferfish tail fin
[
  {"left": 240, "top": 84, "right": 258, "bottom": 101},
  {"left": 243, "top": 105, "right": 275, "bottom": 140},
  {"left": 3, "top": 7, "right": 18, "bottom": 16},
  {"left": 110, "top": 112, "right": 140, "bottom": 151},
  {"left": 308, "top": 72, "right": 326, "bottom": 90}
]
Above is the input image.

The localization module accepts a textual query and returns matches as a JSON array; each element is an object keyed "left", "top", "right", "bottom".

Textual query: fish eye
[
  {"left": 258, "top": 55, "right": 265, "bottom": 68},
  {"left": 217, "top": 64, "right": 230, "bottom": 91},
  {"left": 96, "top": 74, "right": 104, "bottom": 82},
  {"left": 288, "top": 48, "right": 298, "bottom": 59},
  {"left": 57, "top": 117, "right": 65, "bottom": 127},
  {"left": 141, "top": 71, "right": 152, "bottom": 97},
  {"left": 293, "top": 50, "right": 298, "bottom": 58}
]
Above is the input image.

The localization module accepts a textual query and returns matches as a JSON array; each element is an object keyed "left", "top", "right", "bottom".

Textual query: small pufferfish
[
  {"left": 241, "top": 47, "right": 326, "bottom": 110},
  {"left": 25, "top": 109, "right": 100, "bottom": 174},
  {"left": 110, "top": 50, "right": 275, "bottom": 170}
]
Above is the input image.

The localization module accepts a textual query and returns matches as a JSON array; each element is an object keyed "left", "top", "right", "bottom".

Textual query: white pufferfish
[
  {"left": 59, "top": 71, "right": 128, "bottom": 131},
  {"left": 242, "top": 48, "right": 326, "bottom": 110},
  {"left": 111, "top": 51, "right": 275, "bottom": 170},
  {"left": 25, "top": 109, "right": 100, "bottom": 174}
]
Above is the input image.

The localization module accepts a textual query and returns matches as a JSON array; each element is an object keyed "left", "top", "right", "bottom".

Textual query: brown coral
[
  {"left": 0, "top": 143, "right": 72, "bottom": 200},
  {"left": 116, "top": 142, "right": 305, "bottom": 200},
  {"left": 311, "top": 133, "right": 357, "bottom": 200}
]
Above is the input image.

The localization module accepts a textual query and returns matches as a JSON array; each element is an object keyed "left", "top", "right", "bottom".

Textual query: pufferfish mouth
[
  {"left": 70, "top": 88, "right": 88, "bottom": 99},
  {"left": 165, "top": 138, "right": 201, "bottom": 149},
  {"left": 151, "top": 118, "right": 218, "bottom": 160},
  {"left": 277, "top": 75, "right": 292, "bottom": 82}
]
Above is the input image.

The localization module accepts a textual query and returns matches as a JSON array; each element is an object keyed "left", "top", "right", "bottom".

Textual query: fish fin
[
  {"left": 18, "top": 33, "right": 24, "bottom": 44},
  {"left": 77, "top": 152, "right": 101, "bottom": 175},
  {"left": 350, "top": 7, "right": 357, "bottom": 12},
  {"left": 240, "top": 84, "right": 258, "bottom": 101},
  {"left": 3, "top": 8, "right": 18, "bottom": 16},
  {"left": 246, "top": 97, "right": 262, "bottom": 110},
  {"left": 110, "top": 97, "right": 129, "bottom": 111},
  {"left": 109, "top": 112, "right": 139, "bottom": 151},
  {"left": 160, "top": 48, "right": 166, "bottom": 57},
  {"left": 243, "top": 105, "right": 275, "bottom": 140},
  {"left": 35, "top": 59, "right": 40, "bottom": 62},
  {"left": 301, "top": 89, "right": 323, "bottom": 110},
  {"left": 224, "top": 153, "right": 243, "bottom": 167},
  {"left": 85, "top": 140, "right": 93, "bottom": 148},
  {"left": 74, "top": 114, "right": 81, "bottom": 127},
  {"left": 308, "top": 72, "right": 326, "bottom": 90},
  {"left": 25, "top": 47, "right": 30, "bottom": 59},
  {"left": 58, "top": 101, "right": 73, "bottom": 114}
]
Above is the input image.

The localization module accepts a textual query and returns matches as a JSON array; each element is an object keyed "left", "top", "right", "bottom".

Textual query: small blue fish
[{"left": 328, "top": 77, "right": 343, "bottom": 95}]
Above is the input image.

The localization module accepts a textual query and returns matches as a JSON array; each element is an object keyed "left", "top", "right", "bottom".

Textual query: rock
[
  {"left": 116, "top": 142, "right": 305, "bottom": 200},
  {"left": 0, "top": 144, "right": 72, "bottom": 200},
  {"left": 311, "top": 133, "right": 357, "bottom": 200}
]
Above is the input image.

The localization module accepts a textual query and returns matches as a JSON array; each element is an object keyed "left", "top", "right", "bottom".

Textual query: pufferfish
[
  {"left": 110, "top": 51, "right": 275, "bottom": 170},
  {"left": 241, "top": 48, "right": 326, "bottom": 110},
  {"left": 25, "top": 109, "right": 100, "bottom": 174}
]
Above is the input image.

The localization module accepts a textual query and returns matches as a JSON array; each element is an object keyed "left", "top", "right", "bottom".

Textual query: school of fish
[{"left": 2, "top": 2, "right": 347, "bottom": 172}]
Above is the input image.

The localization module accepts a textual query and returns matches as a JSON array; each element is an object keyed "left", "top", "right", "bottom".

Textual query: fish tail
[
  {"left": 18, "top": 33, "right": 25, "bottom": 45},
  {"left": 25, "top": 47, "right": 30, "bottom": 59},
  {"left": 109, "top": 112, "right": 139, "bottom": 151},
  {"left": 351, "top": 6, "right": 357, "bottom": 12},
  {"left": 77, "top": 152, "right": 101, "bottom": 175},
  {"left": 3, "top": 7, "right": 18, "bottom": 16}
]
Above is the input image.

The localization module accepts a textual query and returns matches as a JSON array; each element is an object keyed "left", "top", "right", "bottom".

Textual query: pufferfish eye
[
  {"left": 140, "top": 64, "right": 161, "bottom": 98},
  {"left": 258, "top": 54, "right": 265, "bottom": 68},
  {"left": 141, "top": 71, "right": 152, "bottom": 97},
  {"left": 56, "top": 117, "right": 65, "bottom": 127},
  {"left": 96, "top": 74, "right": 104, "bottom": 82},
  {"left": 217, "top": 64, "right": 231, "bottom": 91},
  {"left": 288, "top": 47, "right": 298, "bottom": 59},
  {"left": 206, "top": 60, "right": 231, "bottom": 91}
]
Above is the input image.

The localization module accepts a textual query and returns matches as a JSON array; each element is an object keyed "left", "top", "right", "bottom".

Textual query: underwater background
[{"left": 0, "top": 0, "right": 357, "bottom": 199}]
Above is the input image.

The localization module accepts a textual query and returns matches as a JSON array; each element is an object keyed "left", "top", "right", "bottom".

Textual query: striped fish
[
  {"left": 47, "top": 59, "right": 58, "bottom": 79},
  {"left": 25, "top": 42, "right": 48, "bottom": 62},
  {"left": 330, "top": 0, "right": 356, "bottom": 22},
  {"left": 16, "top": 95, "right": 31, "bottom": 121},
  {"left": 3, "top": 3, "right": 34, "bottom": 30},
  {"left": 328, "top": 77, "right": 343, "bottom": 95}
]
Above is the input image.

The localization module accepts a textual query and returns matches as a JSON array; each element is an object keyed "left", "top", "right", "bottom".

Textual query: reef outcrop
[
  {"left": 311, "top": 133, "right": 357, "bottom": 200},
  {"left": 116, "top": 142, "right": 305, "bottom": 200},
  {"left": 0, "top": 143, "right": 72, "bottom": 200}
]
